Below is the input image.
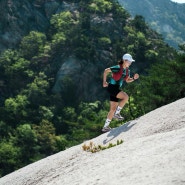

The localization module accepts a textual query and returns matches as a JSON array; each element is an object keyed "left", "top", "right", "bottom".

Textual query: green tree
[
  {"left": 50, "top": 11, "right": 79, "bottom": 33},
  {"left": 0, "top": 50, "right": 32, "bottom": 94},
  {"left": 132, "top": 15, "right": 148, "bottom": 34},
  {"left": 89, "top": 0, "right": 113, "bottom": 13},
  {"left": 0, "top": 141, "right": 20, "bottom": 177},
  {"left": 20, "top": 31, "right": 47, "bottom": 60},
  {"left": 13, "top": 124, "right": 38, "bottom": 164},
  {"left": 33, "top": 120, "right": 61, "bottom": 155},
  {"left": 25, "top": 72, "right": 49, "bottom": 107},
  {"left": 50, "top": 10, "right": 80, "bottom": 56},
  {"left": 5, "top": 95, "right": 29, "bottom": 125}
]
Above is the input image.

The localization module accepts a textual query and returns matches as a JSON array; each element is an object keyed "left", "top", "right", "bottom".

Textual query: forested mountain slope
[
  {"left": 0, "top": 0, "right": 175, "bottom": 103},
  {"left": 0, "top": 0, "right": 185, "bottom": 178},
  {"left": 118, "top": 0, "right": 185, "bottom": 49}
]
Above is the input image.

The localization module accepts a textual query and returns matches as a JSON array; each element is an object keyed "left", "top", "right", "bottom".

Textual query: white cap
[{"left": 122, "top": 53, "right": 135, "bottom": 62}]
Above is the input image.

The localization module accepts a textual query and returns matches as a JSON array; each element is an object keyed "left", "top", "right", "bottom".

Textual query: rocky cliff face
[
  {"left": 0, "top": 0, "right": 118, "bottom": 102},
  {"left": 0, "top": 0, "right": 62, "bottom": 53}
]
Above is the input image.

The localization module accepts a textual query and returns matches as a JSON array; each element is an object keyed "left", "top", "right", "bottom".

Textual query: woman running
[{"left": 102, "top": 53, "right": 139, "bottom": 132}]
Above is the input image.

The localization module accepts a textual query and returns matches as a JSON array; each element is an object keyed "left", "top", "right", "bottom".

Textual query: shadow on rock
[{"left": 103, "top": 121, "right": 137, "bottom": 144}]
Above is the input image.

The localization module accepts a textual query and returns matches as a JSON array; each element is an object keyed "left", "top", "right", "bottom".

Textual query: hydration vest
[{"left": 112, "top": 64, "right": 129, "bottom": 81}]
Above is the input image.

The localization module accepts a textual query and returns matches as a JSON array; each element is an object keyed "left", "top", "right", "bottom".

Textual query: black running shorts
[{"left": 107, "top": 83, "right": 121, "bottom": 102}]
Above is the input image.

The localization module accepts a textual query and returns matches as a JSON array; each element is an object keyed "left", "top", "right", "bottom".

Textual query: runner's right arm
[{"left": 103, "top": 68, "right": 111, "bottom": 87}]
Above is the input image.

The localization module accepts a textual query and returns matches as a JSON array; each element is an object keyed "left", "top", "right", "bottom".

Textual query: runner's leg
[
  {"left": 116, "top": 91, "right": 129, "bottom": 108},
  {"left": 103, "top": 101, "right": 118, "bottom": 128}
]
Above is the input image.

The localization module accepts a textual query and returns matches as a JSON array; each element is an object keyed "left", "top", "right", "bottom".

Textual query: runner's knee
[
  {"left": 117, "top": 92, "right": 129, "bottom": 101},
  {"left": 125, "top": 94, "right": 129, "bottom": 101}
]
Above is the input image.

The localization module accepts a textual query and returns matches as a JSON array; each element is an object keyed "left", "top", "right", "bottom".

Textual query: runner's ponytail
[{"left": 118, "top": 59, "right": 123, "bottom": 65}]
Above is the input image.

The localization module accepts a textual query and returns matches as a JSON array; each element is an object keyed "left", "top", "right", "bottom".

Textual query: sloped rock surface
[{"left": 0, "top": 98, "right": 185, "bottom": 185}]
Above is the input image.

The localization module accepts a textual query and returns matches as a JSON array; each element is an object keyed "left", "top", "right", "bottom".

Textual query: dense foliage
[{"left": 0, "top": 0, "right": 185, "bottom": 177}]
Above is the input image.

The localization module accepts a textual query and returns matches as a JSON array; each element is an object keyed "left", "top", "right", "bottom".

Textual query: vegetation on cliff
[
  {"left": 0, "top": 0, "right": 185, "bottom": 177},
  {"left": 119, "top": 0, "right": 185, "bottom": 49}
]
